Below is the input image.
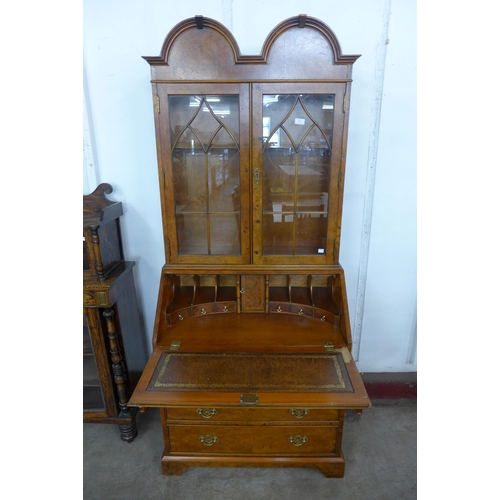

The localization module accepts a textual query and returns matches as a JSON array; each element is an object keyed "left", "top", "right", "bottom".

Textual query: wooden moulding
[
  {"left": 143, "top": 15, "right": 360, "bottom": 82},
  {"left": 161, "top": 455, "right": 346, "bottom": 478}
]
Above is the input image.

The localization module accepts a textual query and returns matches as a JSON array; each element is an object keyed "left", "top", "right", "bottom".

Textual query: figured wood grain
[{"left": 130, "top": 14, "right": 367, "bottom": 477}]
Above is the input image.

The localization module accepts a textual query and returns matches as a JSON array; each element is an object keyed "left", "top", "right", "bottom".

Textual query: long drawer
[
  {"left": 166, "top": 407, "right": 340, "bottom": 422},
  {"left": 168, "top": 424, "right": 340, "bottom": 455}
]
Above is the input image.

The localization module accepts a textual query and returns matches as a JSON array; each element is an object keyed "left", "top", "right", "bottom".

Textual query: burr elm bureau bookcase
[{"left": 129, "top": 15, "right": 371, "bottom": 477}]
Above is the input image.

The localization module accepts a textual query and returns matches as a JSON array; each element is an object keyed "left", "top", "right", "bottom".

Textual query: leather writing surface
[{"left": 147, "top": 352, "right": 353, "bottom": 393}]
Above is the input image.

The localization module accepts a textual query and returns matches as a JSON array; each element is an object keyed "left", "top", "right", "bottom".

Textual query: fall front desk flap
[{"left": 128, "top": 349, "right": 371, "bottom": 408}]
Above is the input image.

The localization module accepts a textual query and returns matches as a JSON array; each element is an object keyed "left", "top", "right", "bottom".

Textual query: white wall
[{"left": 83, "top": 0, "right": 416, "bottom": 372}]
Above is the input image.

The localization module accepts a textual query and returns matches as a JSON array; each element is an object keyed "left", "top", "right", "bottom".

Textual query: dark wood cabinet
[
  {"left": 129, "top": 15, "right": 370, "bottom": 476},
  {"left": 84, "top": 184, "right": 148, "bottom": 442}
]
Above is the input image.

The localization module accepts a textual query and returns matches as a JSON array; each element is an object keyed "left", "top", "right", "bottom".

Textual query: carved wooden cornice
[{"left": 143, "top": 15, "right": 360, "bottom": 66}]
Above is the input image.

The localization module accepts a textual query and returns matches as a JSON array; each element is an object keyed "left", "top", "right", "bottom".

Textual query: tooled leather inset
[{"left": 147, "top": 352, "right": 353, "bottom": 393}]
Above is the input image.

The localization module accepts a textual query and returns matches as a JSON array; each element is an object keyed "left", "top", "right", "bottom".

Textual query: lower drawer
[
  {"left": 168, "top": 424, "right": 339, "bottom": 455},
  {"left": 167, "top": 407, "right": 340, "bottom": 422}
]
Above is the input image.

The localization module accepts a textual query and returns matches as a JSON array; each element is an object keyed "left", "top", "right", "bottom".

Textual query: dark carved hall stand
[
  {"left": 129, "top": 15, "right": 371, "bottom": 476},
  {"left": 83, "top": 183, "right": 147, "bottom": 441}
]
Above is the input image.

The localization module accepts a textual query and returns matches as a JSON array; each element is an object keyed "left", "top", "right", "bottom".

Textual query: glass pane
[
  {"left": 295, "top": 213, "right": 328, "bottom": 255},
  {"left": 83, "top": 319, "right": 105, "bottom": 411},
  {"left": 168, "top": 94, "right": 241, "bottom": 256},
  {"left": 209, "top": 214, "right": 240, "bottom": 255},
  {"left": 174, "top": 151, "right": 207, "bottom": 213},
  {"left": 177, "top": 214, "right": 208, "bottom": 255},
  {"left": 169, "top": 95, "right": 239, "bottom": 149},
  {"left": 262, "top": 213, "right": 293, "bottom": 256},
  {"left": 262, "top": 94, "right": 334, "bottom": 256},
  {"left": 208, "top": 148, "right": 240, "bottom": 212},
  {"left": 296, "top": 146, "right": 330, "bottom": 209}
]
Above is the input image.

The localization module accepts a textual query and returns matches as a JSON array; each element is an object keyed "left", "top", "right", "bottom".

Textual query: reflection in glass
[
  {"left": 262, "top": 94, "right": 333, "bottom": 256},
  {"left": 169, "top": 95, "right": 241, "bottom": 256}
]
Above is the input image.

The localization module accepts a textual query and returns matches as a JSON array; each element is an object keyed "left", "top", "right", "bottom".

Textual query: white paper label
[{"left": 295, "top": 118, "right": 305, "bottom": 125}]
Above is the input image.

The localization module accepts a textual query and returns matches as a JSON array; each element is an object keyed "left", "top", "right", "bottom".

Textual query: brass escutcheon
[
  {"left": 254, "top": 168, "right": 260, "bottom": 184},
  {"left": 288, "top": 409, "right": 310, "bottom": 419},
  {"left": 199, "top": 434, "right": 218, "bottom": 446},
  {"left": 288, "top": 435, "right": 308, "bottom": 446},
  {"left": 196, "top": 408, "right": 218, "bottom": 419}
]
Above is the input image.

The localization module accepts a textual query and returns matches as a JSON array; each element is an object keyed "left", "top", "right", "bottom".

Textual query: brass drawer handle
[
  {"left": 288, "top": 435, "right": 308, "bottom": 446},
  {"left": 196, "top": 408, "right": 218, "bottom": 419},
  {"left": 288, "top": 409, "right": 310, "bottom": 419},
  {"left": 298, "top": 309, "right": 304, "bottom": 315},
  {"left": 199, "top": 434, "right": 218, "bottom": 446},
  {"left": 178, "top": 314, "right": 184, "bottom": 321},
  {"left": 222, "top": 306, "right": 229, "bottom": 312},
  {"left": 320, "top": 316, "right": 326, "bottom": 321},
  {"left": 277, "top": 306, "right": 282, "bottom": 312},
  {"left": 201, "top": 308, "right": 207, "bottom": 315}
]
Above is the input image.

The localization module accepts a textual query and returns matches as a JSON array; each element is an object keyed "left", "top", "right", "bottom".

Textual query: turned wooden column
[
  {"left": 90, "top": 227, "right": 106, "bottom": 280},
  {"left": 102, "top": 308, "right": 137, "bottom": 442}
]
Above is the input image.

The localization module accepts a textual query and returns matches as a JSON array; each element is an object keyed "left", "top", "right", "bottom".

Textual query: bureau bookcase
[{"left": 129, "top": 15, "right": 370, "bottom": 477}]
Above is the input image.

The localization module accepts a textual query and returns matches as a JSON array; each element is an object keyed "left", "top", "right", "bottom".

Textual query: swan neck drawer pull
[
  {"left": 288, "top": 409, "right": 310, "bottom": 418},
  {"left": 196, "top": 408, "right": 218, "bottom": 419},
  {"left": 199, "top": 434, "right": 218, "bottom": 446},
  {"left": 288, "top": 435, "right": 308, "bottom": 446}
]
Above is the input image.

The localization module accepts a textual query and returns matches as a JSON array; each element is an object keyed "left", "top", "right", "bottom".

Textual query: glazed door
[
  {"left": 83, "top": 308, "right": 118, "bottom": 419},
  {"left": 156, "top": 83, "right": 251, "bottom": 264},
  {"left": 251, "top": 83, "right": 348, "bottom": 265}
]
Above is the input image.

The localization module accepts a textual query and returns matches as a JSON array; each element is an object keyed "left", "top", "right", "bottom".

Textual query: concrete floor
[{"left": 83, "top": 402, "right": 416, "bottom": 499}]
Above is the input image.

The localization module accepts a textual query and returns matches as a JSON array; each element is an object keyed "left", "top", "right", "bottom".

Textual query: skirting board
[{"left": 361, "top": 372, "right": 417, "bottom": 403}]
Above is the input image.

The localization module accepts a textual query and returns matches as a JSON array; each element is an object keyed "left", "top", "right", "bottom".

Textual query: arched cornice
[
  {"left": 143, "top": 15, "right": 360, "bottom": 66},
  {"left": 143, "top": 16, "right": 242, "bottom": 65},
  {"left": 257, "top": 15, "right": 360, "bottom": 65}
]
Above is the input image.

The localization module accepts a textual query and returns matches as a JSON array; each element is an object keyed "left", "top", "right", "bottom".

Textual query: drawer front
[
  {"left": 289, "top": 304, "right": 314, "bottom": 317},
  {"left": 191, "top": 303, "right": 215, "bottom": 317},
  {"left": 269, "top": 302, "right": 290, "bottom": 314},
  {"left": 313, "top": 309, "right": 338, "bottom": 326},
  {"left": 167, "top": 407, "right": 339, "bottom": 422},
  {"left": 215, "top": 302, "right": 237, "bottom": 314},
  {"left": 168, "top": 307, "right": 192, "bottom": 325},
  {"left": 168, "top": 424, "right": 339, "bottom": 455}
]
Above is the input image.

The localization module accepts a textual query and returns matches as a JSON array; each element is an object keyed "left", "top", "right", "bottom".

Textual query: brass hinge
[
  {"left": 155, "top": 94, "right": 160, "bottom": 114},
  {"left": 343, "top": 95, "right": 347, "bottom": 113},
  {"left": 340, "top": 346, "right": 352, "bottom": 363},
  {"left": 240, "top": 394, "right": 259, "bottom": 405},
  {"left": 169, "top": 340, "right": 181, "bottom": 350},
  {"left": 324, "top": 342, "right": 353, "bottom": 362}
]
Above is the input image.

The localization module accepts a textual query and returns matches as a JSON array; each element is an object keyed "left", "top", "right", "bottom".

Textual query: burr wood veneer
[{"left": 129, "top": 15, "right": 370, "bottom": 477}]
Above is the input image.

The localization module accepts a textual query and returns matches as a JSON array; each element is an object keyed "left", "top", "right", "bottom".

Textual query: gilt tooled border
[{"left": 150, "top": 352, "right": 351, "bottom": 392}]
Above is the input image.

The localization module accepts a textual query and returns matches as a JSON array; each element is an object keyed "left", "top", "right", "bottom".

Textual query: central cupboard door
[{"left": 156, "top": 82, "right": 347, "bottom": 265}]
